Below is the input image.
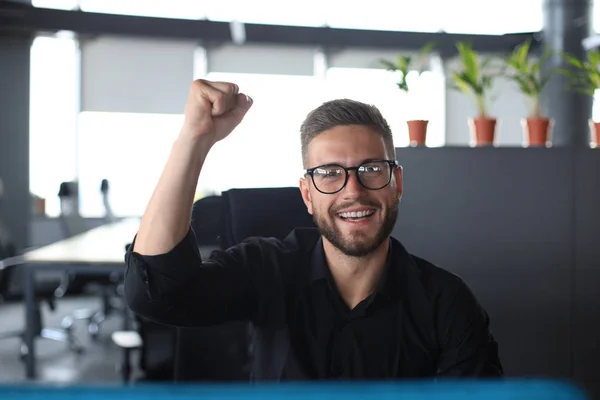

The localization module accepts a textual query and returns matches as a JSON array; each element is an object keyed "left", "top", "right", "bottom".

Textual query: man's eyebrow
[
  {"left": 310, "top": 157, "right": 386, "bottom": 168},
  {"left": 360, "top": 158, "right": 384, "bottom": 163}
]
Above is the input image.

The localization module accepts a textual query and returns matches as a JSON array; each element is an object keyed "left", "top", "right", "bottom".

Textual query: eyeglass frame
[{"left": 303, "top": 159, "right": 400, "bottom": 194}]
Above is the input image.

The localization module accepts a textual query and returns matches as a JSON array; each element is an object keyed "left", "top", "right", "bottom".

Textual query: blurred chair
[
  {"left": 57, "top": 181, "right": 88, "bottom": 238},
  {"left": 0, "top": 178, "right": 82, "bottom": 358},
  {"left": 53, "top": 180, "right": 88, "bottom": 296},
  {"left": 0, "top": 262, "right": 83, "bottom": 358},
  {"left": 112, "top": 315, "right": 176, "bottom": 382},
  {"left": 101, "top": 179, "right": 118, "bottom": 224},
  {"left": 57, "top": 180, "right": 123, "bottom": 339}
]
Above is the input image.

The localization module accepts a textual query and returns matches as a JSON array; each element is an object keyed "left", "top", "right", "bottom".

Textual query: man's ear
[
  {"left": 394, "top": 165, "right": 403, "bottom": 201},
  {"left": 299, "top": 177, "right": 313, "bottom": 215}
]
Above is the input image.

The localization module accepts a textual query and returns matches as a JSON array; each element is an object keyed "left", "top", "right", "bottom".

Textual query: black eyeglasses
[{"left": 304, "top": 159, "right": 399, "bottom": 194}]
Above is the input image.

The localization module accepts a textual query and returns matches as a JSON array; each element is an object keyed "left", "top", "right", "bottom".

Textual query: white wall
[
  {"left": 81, "top": 36, "right": 196, "bottom": 114},
  {"left": 207, "top": 44, "right": 317, "bottom": 76}
]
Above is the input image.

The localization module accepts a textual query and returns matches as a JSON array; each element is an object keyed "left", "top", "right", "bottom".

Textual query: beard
[{"left": 313, "top": 195, "right": 399, "bottom": 258}]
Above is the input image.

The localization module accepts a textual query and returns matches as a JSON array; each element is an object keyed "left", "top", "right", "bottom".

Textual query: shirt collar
[{"left": 309, "top": 236, "right": 398, "bottom": 299}]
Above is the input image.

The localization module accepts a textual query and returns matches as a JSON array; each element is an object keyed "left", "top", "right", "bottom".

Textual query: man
[{"left": 124, "top": 79, "right": 503, "bottom": 380}]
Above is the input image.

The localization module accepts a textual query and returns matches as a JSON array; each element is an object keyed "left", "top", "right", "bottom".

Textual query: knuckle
[
  {"left": 225, "top": 83, "right": 237, "bottom": 94},
  {"left": 191, "top": 79, "right": 206, "bottom": 91},
  {"left": 214, "top": 91, "right": 226, "bottom": 103}
]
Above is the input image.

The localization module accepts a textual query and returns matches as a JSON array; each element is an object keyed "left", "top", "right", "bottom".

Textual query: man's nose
[{"left": 343, "top": 170, "right": 366, "bottom": 196}]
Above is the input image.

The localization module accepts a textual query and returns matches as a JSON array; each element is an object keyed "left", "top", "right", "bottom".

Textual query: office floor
[{"left": 0, "top": 296, "right": 123, "bottom": 383}]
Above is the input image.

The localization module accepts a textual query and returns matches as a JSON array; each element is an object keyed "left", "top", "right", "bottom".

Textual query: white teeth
[{"left": 338, "top": 210, "right": 374, "bottom": 219}]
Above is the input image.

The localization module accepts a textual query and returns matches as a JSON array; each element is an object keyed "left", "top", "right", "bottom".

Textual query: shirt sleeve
[
  {"left": 123, "top": 228, "right": 260, "bottom": 327},
  {"left": 434, "top": 278, "right": 504, "bottom": 377}
]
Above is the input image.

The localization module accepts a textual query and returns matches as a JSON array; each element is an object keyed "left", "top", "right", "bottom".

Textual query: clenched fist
[{"left": 181, "top": 79, "right": 253, "bottom": 145}]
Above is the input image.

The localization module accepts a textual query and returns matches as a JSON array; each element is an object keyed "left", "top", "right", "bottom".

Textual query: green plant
[
  {"left": 450, "top": 41, "right": 500, "bottom": 118},
  {"left": 505, "top": 39, "right": 554, "bottom": 118},
  {"left": 560, "top": 49, "right": 600, "bottom": 96},
  {"left": 379, "top": 42, "right": 435, "bottom": 93}
]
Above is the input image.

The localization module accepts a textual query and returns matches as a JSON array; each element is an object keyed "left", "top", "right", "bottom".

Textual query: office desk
[
  {"left": 0, "top": 380, "right": 590, "bottom": 400},
  {"left": 0, "top": 218, "right": 140, "bottom": 380}
]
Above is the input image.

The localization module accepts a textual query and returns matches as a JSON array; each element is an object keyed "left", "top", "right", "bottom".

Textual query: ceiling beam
[{"left": 0, "top": 2, "right": 540, "bottom": 55}]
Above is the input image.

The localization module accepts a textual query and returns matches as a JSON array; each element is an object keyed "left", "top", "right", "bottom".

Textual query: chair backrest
[
  {"left": 58, "top": 181, "right": 88, "bottom": 237},
  {"left": 174, "top": 193, "right": 250, "bottom": 381},
  {"left": 173, "top": 187, "right": 315, "bottom": 382},
  {"left": 219, "top": 187, "right": 315, "bottom": 248},
  {"left": 137, "top": 316, "right": 177, "bottom": 381},
  {"left": 100, "top": 179, "right": 118, "bottom": 223},
  {"left": 191, "top": 195, "right": 223, "bottom": 247}
]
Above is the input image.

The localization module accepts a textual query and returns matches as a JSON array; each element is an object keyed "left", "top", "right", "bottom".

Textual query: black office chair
[
  {"left": 191, "top": 195, "right": 222, "bottom": 252},
  {"left": 0, "top": 179, "right": 82, "bottom": 358},
  {"left": 57, "top": 181, "right": 88, "bottom": 239},
  {"left": 116, "top": 189, "right": 315, "bottom": 382},
  {"left": 100, "top": 179, "right": 118, "bottom": 224},
  {"left": 114, "top": 195, "right": 227, "bottom": 383},
  {"left": 174, "top": 187, "right": 315, "bottom": 382},
  {"left": 57, "top": 180, "right": 123, "bottom": 339},
  {"left": 172, "top": 194, "right": 252, "bottom": 382},
  {"left": 0, "top": 263, "right": 84, "bottom": 358},
  {"left": 52, "top": 181, "right": 89, "bottom": 297},
  {"left": 219, "top": 187, "right": 315, "bottom": 249}
]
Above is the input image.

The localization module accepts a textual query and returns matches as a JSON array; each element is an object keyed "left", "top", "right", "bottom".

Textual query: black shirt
[{"left": 124, "top": 227, "right": 502, "bottom": 380}]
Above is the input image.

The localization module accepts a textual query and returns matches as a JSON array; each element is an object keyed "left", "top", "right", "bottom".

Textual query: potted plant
[
  {"left": 380, "top": 42, "right": 435, "bottom": 146},
  {"left": 450, "top": 41, "right": 501, "bottom": 146},
  {"left": 505, "top": 39, "right": 555, "bottom": 147},
  {"left": 561, "top": 49, "right": 600, "bottom": 148}
]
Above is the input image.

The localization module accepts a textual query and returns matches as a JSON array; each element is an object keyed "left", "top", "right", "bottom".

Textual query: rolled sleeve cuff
[{"left": 125, "top": 228, "right": 201, "bottom": 280}]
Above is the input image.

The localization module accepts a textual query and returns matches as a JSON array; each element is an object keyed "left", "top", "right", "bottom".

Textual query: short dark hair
[{"left": 300, "top": 99, "right": 395, "bottom": 168}]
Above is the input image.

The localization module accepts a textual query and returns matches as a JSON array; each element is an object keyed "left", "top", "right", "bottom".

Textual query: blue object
[{"left": 0, "top": 380, "right": 589, "bottom": 400}]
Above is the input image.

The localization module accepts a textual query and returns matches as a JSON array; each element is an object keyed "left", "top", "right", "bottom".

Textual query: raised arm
[
  {"left": 124, "top": 80, "right": 254, "bottom": 327},
  {"left": 134, "top": 79, "right": 252, "bottom": 255}
]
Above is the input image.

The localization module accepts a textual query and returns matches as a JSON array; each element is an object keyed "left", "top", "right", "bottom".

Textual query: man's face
[{"left": 299, "top": 125, "right": 403, "bottom": 257}]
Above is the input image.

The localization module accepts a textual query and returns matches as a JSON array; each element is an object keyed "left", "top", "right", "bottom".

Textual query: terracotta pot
[
  {"left": 589, "top": 119, "right": 600, "bottom": 148},
  {"left": 468, "top": 117, "right": 497, "bottom": 146},
  {"left": 407, "top": 120, "right": 428, "bottom": 146},
  {"left": 523, "top": 117, "right": 553, "bottom": 147}
]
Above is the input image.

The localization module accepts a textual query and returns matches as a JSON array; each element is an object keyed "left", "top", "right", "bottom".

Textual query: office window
[
  {"left": 29, "top": 35, "right": 79, "bottom": 217},
  {"left": 440, "top": 0, "right": 543, "bottom": 34},
  {"left": 326, "top": 0, "right": 442, "bottom": 32},
  {"left": 77, "top": 112, "right": 183, "bottom": 218},
  {"left": 199, "top": 72, "right": 323, "bottom": 194},
  {"left": 324, "top": 68, "right": 445, "bottom": 148},
  {"left": 204, "top": 0, "right": 326, "bottom": 26},
  {"left": 595, "top": 0, "right": 600, "bottom": 33},
  {"left": 78, "top": 0, "right": 204, "bottom": 19},
  {"left": 77, "top": 73, "right": 321, "bottom": 217},
  {"left": 32, "top": 0, "right": 79, "bottom": 10}
]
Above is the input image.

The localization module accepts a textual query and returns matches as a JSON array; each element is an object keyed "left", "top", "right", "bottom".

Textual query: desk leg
[{"left": 23, "top": 266, "right": 37, "bottom": 379}]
